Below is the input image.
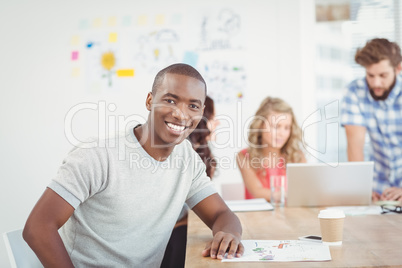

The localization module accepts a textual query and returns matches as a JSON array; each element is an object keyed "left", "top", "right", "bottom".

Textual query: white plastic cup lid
[{"left": 318, "top": 209, "right": 345, "bottom": 219}]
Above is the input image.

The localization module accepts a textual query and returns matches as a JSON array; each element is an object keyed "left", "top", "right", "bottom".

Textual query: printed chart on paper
[{"left": 222, "top": 240, "right": 331, "bottom": 262}]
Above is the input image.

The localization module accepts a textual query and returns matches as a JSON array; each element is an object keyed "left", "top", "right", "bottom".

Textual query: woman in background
[
  {"left": 161, "top": 96, "right": 219, "bottom": 268},
  {"left": 236, "top": 96, "right": 306, "bottom": 201},
  {"left": 188, "top": 96, "right": 219, "bottom": 178}
]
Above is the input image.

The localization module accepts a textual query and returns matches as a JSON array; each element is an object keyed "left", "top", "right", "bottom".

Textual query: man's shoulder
[
  {"left": 343, "top": 78, "right": 368, "bottom": 102},
  {"left": 347, "top": 78, "right": 366, "bottom": 91}
]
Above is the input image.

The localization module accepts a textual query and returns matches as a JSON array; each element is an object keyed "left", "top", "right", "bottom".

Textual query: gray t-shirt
[{"left": 48, "top": 128, "right": 216, "bottom": 267}]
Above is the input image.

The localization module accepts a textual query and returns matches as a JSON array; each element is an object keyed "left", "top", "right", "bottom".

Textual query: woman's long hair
[
  {"left": 247, "top": 97, "right": 303, "bottom": 167},
  {"left": 188, "top": 96, "right": 217, "bottom": 178}
]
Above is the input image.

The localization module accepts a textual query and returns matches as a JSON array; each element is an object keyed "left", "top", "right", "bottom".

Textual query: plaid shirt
[{"left": 341, "top": 75, "right": 402, "bottom": 194}]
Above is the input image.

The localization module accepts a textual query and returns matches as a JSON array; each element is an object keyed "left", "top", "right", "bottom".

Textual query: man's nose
[
  {"left": 372, "top": 77, "right": 382, "bottom": 87},
  {"left": 172, "top": 104, "right": 190, "bottom": 121}
]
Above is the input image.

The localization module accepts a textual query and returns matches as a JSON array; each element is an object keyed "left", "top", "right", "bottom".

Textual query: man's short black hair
[{"left": 151, "top": 63, "right": 207, "bottom": 96}]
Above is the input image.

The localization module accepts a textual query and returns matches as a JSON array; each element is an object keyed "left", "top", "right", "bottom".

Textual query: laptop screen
[{"left": 286, "top": 161, "right": 374, "bottom": 207}]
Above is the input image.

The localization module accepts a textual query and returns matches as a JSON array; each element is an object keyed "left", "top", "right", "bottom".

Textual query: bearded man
[{"left": 341, "top": 38, "right": 402, "bottom": 202}]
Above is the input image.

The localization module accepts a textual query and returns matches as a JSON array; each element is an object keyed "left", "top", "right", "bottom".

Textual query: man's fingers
[
  {"left": 216, "top": 237, "right": 232, "bottom": 259},
  {"left": 389, "top": 191, "right": 402, "bottom": 201},
  {"left": 381, "top": 188, "right": 402, "bottom": 201},
  {"left": 203, "top": 232, "right": 243, "bottom": 260},
  {"left": 210, "top": 232, "right": 225, "bottom": 259},
  {"left": 236, "top": 241, "right": 245, "bottom": 257},
  {"left": 202, "top": 241, "right": 212, "bottom": 257},
  {"left": 225, "top": 239, "right": 241, "bottom": 259},
  {"left": 381, "top": 188, "right": 393, "bottom": 200},
  {"left": 204, "top": 232, "right": 225, "bottom": 259}
]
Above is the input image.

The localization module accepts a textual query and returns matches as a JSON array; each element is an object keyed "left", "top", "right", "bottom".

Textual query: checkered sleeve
[
  {"left": 340, "top": 82, "right": 366, "bottom": 127},
  {"left": 372, "top": 174, "right": 388, "bottom": 194}
]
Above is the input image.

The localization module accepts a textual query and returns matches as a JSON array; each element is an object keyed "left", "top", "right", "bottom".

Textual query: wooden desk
[{"left": 185, "top": 207, "right": 402, "bottom": 267}]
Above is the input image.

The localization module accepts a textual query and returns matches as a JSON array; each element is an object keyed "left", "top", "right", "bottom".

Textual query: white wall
[{"left": 0, "top": 0, "right": 315, "bottom": 266}]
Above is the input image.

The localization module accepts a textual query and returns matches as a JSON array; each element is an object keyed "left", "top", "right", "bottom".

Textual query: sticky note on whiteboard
[
  {"left": 109, "top": 33, "right": 117, "bottom": 43},
  {"left": 71, "top": 35, "right": 80, "bottom": 46},
  {"left": 93, "top": 18, "right": 102, "bottom": 27},
  {"left": 71, "top": 67, "right": 80, "bottom": 77},
  {"left": 116, "top": 69, "right": 135, "bottom": 77},
  {"left": 183, "top": 51, "right": 198, "bottom": 67},
  {"left": 71, "top": 51, "right": 79, "bottom": 61},
  {"left": 122, "top": 16, "right": 132, "bottom": 27},
  {"left": 138, "top": 15, "right": 147, "bottom": 25},
  {"left": 108, "top": 16, "right": 117, "bottom": 26},
  {"left": 155, "top": 14, "right": 165, "bottom": 25},
  {"left": 171, "top": 14, "right": 182, "bottom": 24}
]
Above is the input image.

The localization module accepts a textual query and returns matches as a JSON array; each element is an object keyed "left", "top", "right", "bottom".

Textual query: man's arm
[
  {"left": 23, "top": 188, "right": 75, "bottom": 267},
  {"left": 344, "top": 125, "right": 366, "bottom": 161},
  {"left": 344, "top": 125, "right": 382, "bottom": 200},
  {"left": 192, "top": 193, "right": 244, "bottom": 260}
]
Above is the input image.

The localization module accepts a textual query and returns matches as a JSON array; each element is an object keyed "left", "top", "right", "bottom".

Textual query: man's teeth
[{"left": 167, "top": 123, "right": 185, "bottom": 131}]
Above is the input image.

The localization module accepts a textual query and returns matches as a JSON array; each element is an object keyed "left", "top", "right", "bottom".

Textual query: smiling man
[
  {"left": 341, "top": 38, "right": 402, "bottom": 202},
  {"left": 23, "top": 63, "right": 243, "bottom": 267}
]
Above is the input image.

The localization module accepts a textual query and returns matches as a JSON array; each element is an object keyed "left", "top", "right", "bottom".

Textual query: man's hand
[
  {"left": 192, "top": 193, "right": 244, "bottom": 260},
  {"left": 372, "top": 191, "right": 381, "bottom": 202},
  {"left": 202, "top": 231, "right": 244, "bottom": 259},
  {"left": 381, "top": 187, "right": 402, "bottom": 201}
]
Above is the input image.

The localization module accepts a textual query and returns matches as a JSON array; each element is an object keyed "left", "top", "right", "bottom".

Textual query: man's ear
[
  {"left": 146, "top": 92, "right": 153, "bottom": 111},
  {"left": 396, "top": 63, "right": 402, "bottom": 74}
]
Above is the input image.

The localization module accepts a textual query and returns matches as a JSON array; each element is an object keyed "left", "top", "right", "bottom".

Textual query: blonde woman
[{"left": 236, "top": 97, "right": 306, "bottom": 201}]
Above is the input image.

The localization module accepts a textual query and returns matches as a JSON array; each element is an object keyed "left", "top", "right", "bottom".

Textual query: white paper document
[
  {"left": 225, "top": 198, "right": 274, "bottom": 212},
  {"left": 222, "top": 240, "right": 331, "bottom": 262}
]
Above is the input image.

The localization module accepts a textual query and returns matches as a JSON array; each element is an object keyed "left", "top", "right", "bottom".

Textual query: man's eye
[
  {"left": 166, "top": 99, "right": 175, "bottom": 104},
  {"left": 189, "top": 104, "right": 199, "bottom": 109}
]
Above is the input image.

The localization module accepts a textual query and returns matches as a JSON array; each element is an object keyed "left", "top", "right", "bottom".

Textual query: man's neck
[{"left": 133, "top": 124, "right": 174, "bottom": 161}]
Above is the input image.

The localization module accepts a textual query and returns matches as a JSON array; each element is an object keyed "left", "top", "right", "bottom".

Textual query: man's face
[
  {"left": 365, "top": 59, "right": 397, "bottom": 100},
  {"left": 146, "top": 73, "right": 205, "bottom": 147}
]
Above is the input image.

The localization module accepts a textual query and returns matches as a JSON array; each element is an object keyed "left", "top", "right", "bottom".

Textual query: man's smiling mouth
[{"left": 166, "top": 122, "right": 188, "bottom": 132}]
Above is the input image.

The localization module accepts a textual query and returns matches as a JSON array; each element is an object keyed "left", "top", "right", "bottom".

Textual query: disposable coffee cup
[{"left": 318, "top": 209, "right": 345, "bottom": 246}]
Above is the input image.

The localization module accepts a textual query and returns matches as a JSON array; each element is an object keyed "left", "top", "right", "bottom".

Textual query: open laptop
[{"left": 286, "top": 161, "right": 374, "bottom": 207}]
